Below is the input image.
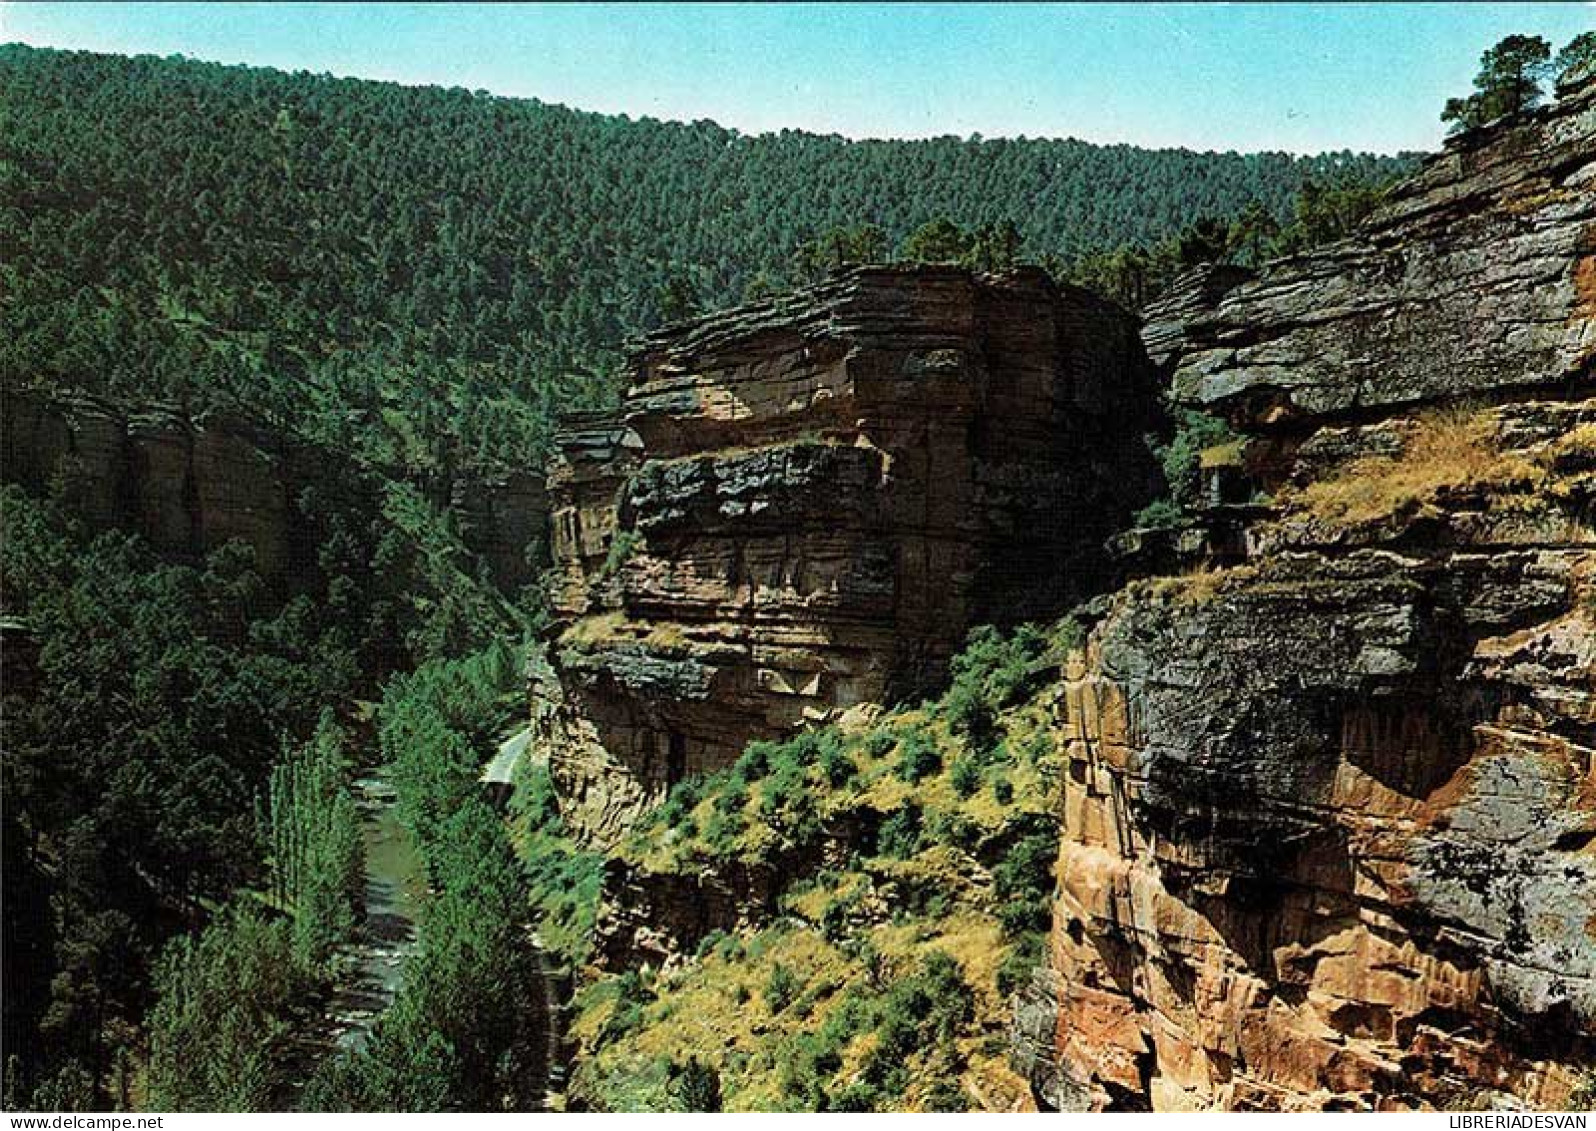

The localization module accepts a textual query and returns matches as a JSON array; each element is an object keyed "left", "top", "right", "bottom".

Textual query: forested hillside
[
  {"left": 2, "top": 44, "right": 1411, "bottom": 471},
  {"left": 0, "top": 42, "right": 1418, "bottom": 1113}
]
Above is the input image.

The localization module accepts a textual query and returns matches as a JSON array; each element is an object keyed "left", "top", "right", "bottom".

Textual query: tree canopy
[{"left": 1442, "top": 31, "right": 1590, "bottom": 133}]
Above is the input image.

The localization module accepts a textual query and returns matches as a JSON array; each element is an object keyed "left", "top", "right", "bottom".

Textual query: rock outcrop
[
  {"left": 2, "top": 390, "right": 307, "bottom": 579},
  {"left": 1, "top": 389, "right": 547, "bottom": 593},
  {"left": 538, "top": 266, "right": 1162, "bottom": 844},
  {"left": 1035, "top": 76, "right": 1596, "bottom": 1110}
]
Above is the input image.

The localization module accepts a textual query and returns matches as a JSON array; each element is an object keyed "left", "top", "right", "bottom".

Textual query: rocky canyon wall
[
  {"left": 1028, "top": 72, "right": 1596, "bottom": 1111},
  {"left": 537, "top": 266, "right": 1163, "bottom": 844},
  {"left": 1, "top": 389, "right": 547, "bottom": 593}
]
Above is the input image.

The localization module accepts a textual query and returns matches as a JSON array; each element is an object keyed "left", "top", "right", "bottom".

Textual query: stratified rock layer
[
  {"left": 1160, "top": 76, "right": 1595, "bottom": 427},
  {"left": 1034, "top": 78, "right": 1596, "bottom": 1111},
  {"left": 1, "top": 389, "right": 547, "bottom": 593},
  {"left": 539, "top": 266, "right": 1161, "bottom": 843}
]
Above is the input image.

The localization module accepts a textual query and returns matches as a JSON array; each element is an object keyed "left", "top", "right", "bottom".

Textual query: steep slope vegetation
[{"left": 1, "top": 44, "right": 1408, "bottom": 470}]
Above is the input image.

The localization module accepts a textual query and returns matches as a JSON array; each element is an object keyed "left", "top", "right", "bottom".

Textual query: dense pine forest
[
  {"left": 1, "top": 44, "right": 1412, "bottom": 471},
  {"left": 1, "top": 43, "right": 1416, "bottom": 1111}
]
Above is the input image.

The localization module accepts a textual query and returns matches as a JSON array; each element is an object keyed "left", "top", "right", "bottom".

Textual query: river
[{"left": 325, "top": 771, "right": 428, "bottom": 1051}]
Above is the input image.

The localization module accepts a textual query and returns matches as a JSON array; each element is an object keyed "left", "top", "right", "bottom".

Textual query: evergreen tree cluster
[
  {"left": 1441, "top": 31, "right": 1594, "bottom": 133},
  {"left": 2, "top": 43, "right": 1410, "bottom": 473}
]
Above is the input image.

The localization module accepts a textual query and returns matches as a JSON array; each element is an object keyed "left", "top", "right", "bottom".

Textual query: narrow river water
[{"left": 325, "top": 771, "right": 428, "bottom": 1051}]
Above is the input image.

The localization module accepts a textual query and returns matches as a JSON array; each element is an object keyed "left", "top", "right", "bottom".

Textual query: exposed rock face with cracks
[
  {"left": 537, "top": 266, "right": 1162, "bottom": 845},
  {"left": 1026, "top": 72, "right": 1596, "bottom": 1112}
]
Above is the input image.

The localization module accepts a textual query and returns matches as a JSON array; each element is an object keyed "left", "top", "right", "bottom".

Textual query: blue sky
[{"left": 3, "top": 3, "right": 1590, "bottom": 153}]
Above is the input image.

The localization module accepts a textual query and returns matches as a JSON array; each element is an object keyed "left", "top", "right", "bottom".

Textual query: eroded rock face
[
  {"left": 1157, "top": 78, "right": 1595, "bottom": 427},
  {"left": 1, "top": 389, "right": 548, "bottom": 593},
  {"left": 539, "top": 266, "right": 1162, "bottom": 844},
  {"left": 2, "top": 390, "right": 306, "bottom": 580},
  {"left": 1041, "top": 78, "right": 1596, "bottom": 1111}
]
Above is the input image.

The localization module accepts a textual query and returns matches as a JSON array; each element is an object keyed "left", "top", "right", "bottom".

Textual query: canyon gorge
[
  {"left": 3, "top": 44, "right": 1592, "bottom": 1117},
  {"left": 531, "top": 68, "right": 1596, "bottom": 1111}
]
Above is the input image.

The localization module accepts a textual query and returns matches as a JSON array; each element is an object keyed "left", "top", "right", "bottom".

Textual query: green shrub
[
  {"left": 950, "top": 757, "right": 981, "bottom": 798},
  {"left": 895, "top": 731, "right": 941, "bottom": 783},
  {"left": 701, "top": 809, "right": 746, "bottom": 854},
  {"left": 925, "top": 810, "right": 979, "bottom": 851},
  {"left": 819, "top": 734, "right": 857, "bottom": 786},
  {"left": 732, "top": 741, "right": 775, "bottom": 786},
  {"left": 877, "top": 805, "right": 923, "bottom": 859},
  {"left": 948, "top": 623, "right": 1051, "bottom": 713},
  {"left": 828, "top": 1082, "right": 883, "bottom": 1111},
  {"left": 924, "top": 1080, "right": 970, "bottom": 1112},
  {"left": 759, "top": 761, "right": 805, "bottom": 820},
  {"left": 860, "top": 952, "right": 974, "bottom": 1101},
  {"left": 1134, "top": 497, "right": 1185, "bottom": 529},
  {"left": 712, "top": 781, "right": 745, "bottom": 817},
  {"left": 996, "top": 933, "right": 1045, "bottom": 997},
  {"left": 991, "top": 776, "right": 1015, "bottom": 805},
  {"left": 765, "top": 963, "right": 800, "bottom": 1013},
  {"left": 594, "top": 529, "right": 642, "bottom": 585},
  {"left": 819, "top": 892, "right": 859, "bottom": 942},
  {"left": 668, "top": 1056, "right": 723, "bottom": 1112},
  {"left": 1140, "top": 408, "right": 1238, "bottom": 521},
  {"left": 944, "top": 684, "right": 998, "bottom": 757},
  {"left": 861, "top": 729, "right": 897, "bottom": 761}
]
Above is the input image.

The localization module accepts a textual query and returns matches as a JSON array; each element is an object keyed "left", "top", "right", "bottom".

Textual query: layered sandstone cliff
[
  {"left": 538, "top": 267, "right": 1161, "bottom": 844},
  {"left": 1028, "top": 74, "right": 1596, "bottom": 1111},
  {"left": 0, "top": 389, "right": 547, "bottom": 593}
]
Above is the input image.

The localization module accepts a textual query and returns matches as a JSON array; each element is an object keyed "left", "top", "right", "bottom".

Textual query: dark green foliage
[
  {"left": 943, "top": 684, "right": 998, "bottom": 758},
  {"left": 949, "top": 757, "right": 982, "bottom": 799},
  {"left": 1270, "top": 175, "right": 1393, "bottom": 255},
  {"left": 1135, "top": 407, "right": 1239, "bottom": 526},
  {"left": 901, "top": 217, "right": 975, "bottom": 264},
  {"left": 1063, "top": 168, "right": 1402, "bottom": 311},
  {"left": 895, "top": 731, "right": 942, "bottom": 783},
  {"left": 923, "top": 1080, "right": 971, "bottom": 1112},
  {"left": 1556, "top": 33, "right": 1596, "bottom": 85},
  {"left": 792, "top": 224, "right": 890, "bottom": 281},
  {"left": 949, "top": 623, "right": 1054, "bottom": 713},
  {"left": 657, "top": 272, "right": 704, "bottom": 324},
  {"left": 1133, "top": 496, "right": 1186, "bottom": 530},
  {"left": 877, "top": 805, "right": 924, "bottom": 859},
  {"left": 266, "top": 717, "right": 363, "bottom": 977},
  {"left": 779, "top": 991, "right": 869, "bottom": 1108},
  {"left": 775, "top": 956, "right": 974, "bottom": 1112},
  {"left": 818, "top": 734, "right": 858, "bottom": 787},
  {"left": 858, "top": 952, "right": 974, "bottom": 1103},
  {"left": 992, "top": 776, "right": 1016, "bottom": 805},
  {"left": 0, "top": 489, "right": 367, "bottom": 1106},
  {"left": 996, "top": 932, "right": 1046, "bottom": 998},
  {"left": 1442, "top": 34, "right": 1554, "bottom": 132},
  {"left": 701, "top": 808, "right": 746, "bottom": 855},
  {"left": 668, "top": 1057, "right": 723, "bottom": 1112},
  {"left": 145, "top": 909, "right": 303, "bottom": 1111},
  {"left": 992, "top": 823, "right": 1060, "bottom": 939},
  {"left": 862, "top": 729, "right": 898, "bottom": 761},
  {"left": 511, "top": 765, "right": 606, "bottom": 969},
  {"left": 925, "top": 811, "right": 980, "bottom": 852},
  {"left": 765, "top": 964, "right": 800, "bottom": 1014},
  {"left": 311, "top": 646, "right": 545, "bottom": 1111},
  {"left": 3, "top": 44, "right": 1408, "bottom": 468},
  {"left": 732, "top": 740, "right": 775, "bottom": 787}
]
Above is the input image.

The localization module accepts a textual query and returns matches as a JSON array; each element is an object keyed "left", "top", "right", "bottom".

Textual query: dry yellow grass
[
  {"left": 559, "top": 610, "right": 631, "bottom": 648},
  {"left": 1198, "top": 440, "right": 1246, "bottom": 469},
  {"left": 558, "top": 611, "right": 695, "bottom": 656},
  {"left": 1293, "top": 405, "right": 1541, "bottom": 526},
  {"left": 1143, "top": 562, "right": 1257, "bottom": 606}
]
